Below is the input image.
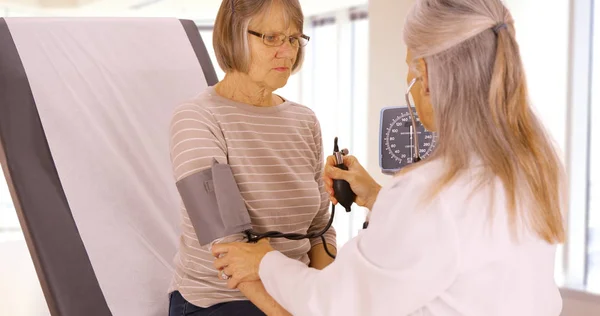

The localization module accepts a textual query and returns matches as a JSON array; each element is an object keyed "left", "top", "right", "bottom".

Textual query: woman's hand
[
  {"left": 211, "top": 239, "right": 275, "bottom": 289},
  {"left": 324, "top": 155, "right": 382, "bottom": 210}
]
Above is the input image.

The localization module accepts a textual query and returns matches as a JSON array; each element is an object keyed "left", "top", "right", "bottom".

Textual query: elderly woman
[
  {"left": 211, "top": 0, "right": 566, "bottom": 315},
  {"left": 167, "top": 0, "right": 337, "bottom": 315}
]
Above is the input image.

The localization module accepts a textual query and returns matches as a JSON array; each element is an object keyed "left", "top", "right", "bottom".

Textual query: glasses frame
[{"left": 247, "top": 30, "right": 310, "bottom": 48}]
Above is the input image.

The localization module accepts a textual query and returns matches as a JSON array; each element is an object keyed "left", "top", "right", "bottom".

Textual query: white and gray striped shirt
[{"left": 168, "top": 86, "right": 336, "bottom": 307}]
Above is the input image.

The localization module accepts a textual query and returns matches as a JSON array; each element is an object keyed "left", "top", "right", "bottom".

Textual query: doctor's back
[{"left": 441, "top": 169, "right": 562, "bottom": 316}]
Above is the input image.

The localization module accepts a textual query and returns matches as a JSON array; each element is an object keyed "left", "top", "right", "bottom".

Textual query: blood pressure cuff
[{"left": 175, "top": 159, "right": 252, "bottom": 246}]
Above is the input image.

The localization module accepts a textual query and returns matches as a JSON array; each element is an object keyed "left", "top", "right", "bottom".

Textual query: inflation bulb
[{"left": 332, "top": 137, "right": 356, "bottom": 212}]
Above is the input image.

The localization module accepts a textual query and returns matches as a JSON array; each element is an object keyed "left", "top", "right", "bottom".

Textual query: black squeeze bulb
[{"left": 332, "top": 137, "right": 356, "bottom": 212}]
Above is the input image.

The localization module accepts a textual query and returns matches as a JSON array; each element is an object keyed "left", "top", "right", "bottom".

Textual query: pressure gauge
[{"left": 379, "top": 106, "right": 438, "bottom": 174}]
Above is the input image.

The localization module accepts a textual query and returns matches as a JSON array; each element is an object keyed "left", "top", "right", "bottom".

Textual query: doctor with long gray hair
[{"left": 212, "top": 0, "right": 566, "bottom": 315}]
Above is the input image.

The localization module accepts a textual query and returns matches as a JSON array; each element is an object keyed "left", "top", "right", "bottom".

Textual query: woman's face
[
  {"left": 406, "top": 50, "right": 436, "bottom": 132},
  {"left": 246, "top": 2, "right": 300, "bottom": 91}
]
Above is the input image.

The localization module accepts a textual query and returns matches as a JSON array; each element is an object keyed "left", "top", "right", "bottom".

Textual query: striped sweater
[{"left": 168, "top": 86, "right": 337, "bottom": 307}]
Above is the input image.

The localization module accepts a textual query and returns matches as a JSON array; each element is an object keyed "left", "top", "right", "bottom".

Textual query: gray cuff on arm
[{"left": 176, "top": 159, "right": 253, "bottom": 246}]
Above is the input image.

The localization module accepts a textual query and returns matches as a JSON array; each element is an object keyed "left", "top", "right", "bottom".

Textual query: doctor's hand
[
  {"left": 324, "top": 155, "right": 382, "bottom": 210},
  {"left": 212, "top": 239, "right": 274, "bottom": 289}
]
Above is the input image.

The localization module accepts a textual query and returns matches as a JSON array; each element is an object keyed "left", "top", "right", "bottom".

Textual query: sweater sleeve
[
  {"left": 170, "top": 102, "right": 245, "bottom": 246},
  {"left": 307, "top": 118, "right": 337, "bottom": 249},
  {"left": 170, "top": 102, "right": 227, "bottom": 180},
  {"left": 258, "top": 173, "right": 460, "bottom": 316}
]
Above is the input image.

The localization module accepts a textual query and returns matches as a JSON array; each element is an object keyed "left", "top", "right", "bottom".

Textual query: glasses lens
[
  {"left": 298, "top": 36, "right": 309, "bottom": 47},
  {"left": 263, "top": 33, "right": 284, "bottom": 46}
]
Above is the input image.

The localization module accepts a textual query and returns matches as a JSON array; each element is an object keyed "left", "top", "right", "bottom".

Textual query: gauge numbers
[{"left": 379, "top": 106, "right": 437, "bottom": 174}]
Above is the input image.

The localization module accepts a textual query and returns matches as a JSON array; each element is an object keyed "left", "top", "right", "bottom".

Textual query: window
[
  {"left": 560, "top": 0, "right": 600, "bottom": 294},
  {"left": 587, "top": 0, "right": 600, "bottom": 293},
  {"left": 498, "top": 0, "right": 600, "bottom": 294}
]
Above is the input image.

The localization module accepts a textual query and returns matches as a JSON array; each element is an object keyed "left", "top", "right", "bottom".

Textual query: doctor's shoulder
[
  {"left": 380, "top": 160, "right": 446, "bottom": 209},
  {"left": 388, "top": 159, "right": 446, "bottom": 190},
  {"left": 382, "top": 158, "right": 481, "bottom": 214}
]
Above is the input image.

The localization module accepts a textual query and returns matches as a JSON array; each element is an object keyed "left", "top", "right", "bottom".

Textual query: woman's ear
[{"left": 416, "top": 58, "right": 429, "bottom": 95}]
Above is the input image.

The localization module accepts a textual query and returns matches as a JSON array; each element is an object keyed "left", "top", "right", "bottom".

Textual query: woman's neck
[{"left": 215, "top": 72, "right": 282, "bottom": 107}]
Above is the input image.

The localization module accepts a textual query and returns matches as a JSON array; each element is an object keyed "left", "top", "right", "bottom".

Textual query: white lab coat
[{"left": 258, "top": 160, "right": 563, "bottom": 316}]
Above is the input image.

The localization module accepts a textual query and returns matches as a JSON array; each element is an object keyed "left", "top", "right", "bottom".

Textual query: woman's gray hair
[
  {"left": 403, "top": 0, "right": 565, "bottom": 243},
  {"left": 212, "top": 0, "right": 305, "bottom": 74}
]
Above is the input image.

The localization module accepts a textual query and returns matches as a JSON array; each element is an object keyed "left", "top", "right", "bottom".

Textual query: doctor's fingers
[
  {"left": 326, "top": 153, "right": 360, "bottom": 168},
  {"left": 211, "top": 241, "right": 248, "bottom": 257},
  {"left": 323, "top": 156, "right": 335, "bottom": 183},
  {"left": 222, "top": 265, "right": 233, "bottom": 276},
  {"left": 227, "top": 276, "right": 242, "bottom": 289},
  {"left": 213, "top": 248, "right": 251, "bottom": 271},
  {"left": 324, "top": 165, "right": 354, "bottom": 183},
  {"left": 325, "top": 155, "right": 337, "bottom": 168},
  {"left": 218, "top": 267, "right": 241, "bottom": 289},
  {"left": 217, "top": 262, "right": 251, "bottom": 288},
  {"left": 213, "top": 255, "right": 230, "bottom": 270}
]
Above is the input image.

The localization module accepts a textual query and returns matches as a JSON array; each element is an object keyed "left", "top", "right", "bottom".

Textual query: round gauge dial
[{"left": 379, "top": 107, "right": 438, "bottom": 174}]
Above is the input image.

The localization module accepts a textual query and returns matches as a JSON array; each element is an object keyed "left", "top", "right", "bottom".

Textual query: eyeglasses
[
  {"left": 248, "top": 30, "right": 310, "bottom": 48},
  {"left": 405, "top": 77, "right": 421, "bottom": 163}
]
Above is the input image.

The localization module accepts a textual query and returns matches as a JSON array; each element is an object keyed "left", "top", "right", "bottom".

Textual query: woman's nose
[{"left": 276, "top": 39, "right": 297, "bottom": 58}]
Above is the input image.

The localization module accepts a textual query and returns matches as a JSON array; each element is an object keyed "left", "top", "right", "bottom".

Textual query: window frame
[{"left": 564, "top": 0, "right": 595, "bottom": 292}]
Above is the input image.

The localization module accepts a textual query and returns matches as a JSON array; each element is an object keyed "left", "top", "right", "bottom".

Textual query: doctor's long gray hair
[{"left": 403, "top": 0, "right": 565, "bottom": 243}]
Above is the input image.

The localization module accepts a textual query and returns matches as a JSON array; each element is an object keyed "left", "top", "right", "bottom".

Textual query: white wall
[
  {"left": 504, "top": 0, "right": 570, "bottom": 156},
  {"left": 366, "top": 0, "right": 415, "bottom": 186}
]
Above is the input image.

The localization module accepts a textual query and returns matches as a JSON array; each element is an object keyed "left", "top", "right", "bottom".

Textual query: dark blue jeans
[{"left": 168, "top": 291, "right": 266, "bottom": 316}]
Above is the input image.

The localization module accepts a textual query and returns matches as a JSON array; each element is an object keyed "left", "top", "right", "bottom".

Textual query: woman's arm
[
  {"left": 238, "top": 281, "right": 291, "bottom": 316},
  {"left": 170, "top": 103, "right": 289, "bottom": 314},
  {"left": 308, "top": 243, "right": 337, "bottom": 269}
]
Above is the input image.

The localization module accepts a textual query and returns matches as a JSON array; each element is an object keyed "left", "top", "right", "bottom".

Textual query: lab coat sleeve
[{"left": 258, "top": 173, "right": 460, "bottom": 316}]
